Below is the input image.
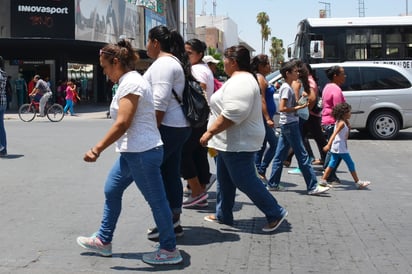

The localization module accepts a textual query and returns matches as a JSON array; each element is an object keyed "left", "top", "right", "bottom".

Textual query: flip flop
[{"left": 204, "top": 215, "right": 220, "bottom": 223}]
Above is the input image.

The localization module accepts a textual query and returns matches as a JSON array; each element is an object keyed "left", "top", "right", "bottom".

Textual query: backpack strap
[{"left": 171, "top": 88, "right": 182, "bottom": 105}]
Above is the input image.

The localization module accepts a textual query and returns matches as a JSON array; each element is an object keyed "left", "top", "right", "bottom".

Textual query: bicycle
[{"left": 18, "top": 96, "right": 65, "bottom": 122}]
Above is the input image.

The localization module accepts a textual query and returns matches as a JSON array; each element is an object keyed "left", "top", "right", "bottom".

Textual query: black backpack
[{"left": 172, "top": 79, "right": 210, "bottom": 128}]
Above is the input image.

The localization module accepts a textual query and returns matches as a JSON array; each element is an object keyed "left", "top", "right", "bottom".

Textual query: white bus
[{"left": 289, "top": 16, "right": 412, "bottom": 73}]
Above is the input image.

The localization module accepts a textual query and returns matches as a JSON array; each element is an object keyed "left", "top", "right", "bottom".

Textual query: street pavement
[{"left": 1, "top": 106, "right": 412, "bottom": 274}]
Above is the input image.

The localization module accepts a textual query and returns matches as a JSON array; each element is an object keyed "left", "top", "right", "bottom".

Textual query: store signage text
[{"left": 18, "top": 5, "right": 69, "bottom": 15}]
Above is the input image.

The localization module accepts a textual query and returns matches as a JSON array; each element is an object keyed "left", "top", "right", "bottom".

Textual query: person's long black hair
[
  {"left": 148, "top": 25, "right": 195, "bottom": 81},
  {"left": 0, "top": 56, "right": 4, "bottom": 70}
]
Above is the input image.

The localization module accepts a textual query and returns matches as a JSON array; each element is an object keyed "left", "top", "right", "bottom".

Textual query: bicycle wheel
[
  {"left": 18, "top": 104, "right": 36, "bottom": 122},
  {"left": 47, "top": 104, "right": 64, "bottom": 122}
]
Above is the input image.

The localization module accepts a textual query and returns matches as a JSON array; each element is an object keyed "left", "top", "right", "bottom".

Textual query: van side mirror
[{"left": 287, "top": 47, "right": 291, "bottom": 58}]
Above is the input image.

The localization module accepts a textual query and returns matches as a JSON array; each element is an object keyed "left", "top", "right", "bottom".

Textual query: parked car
[{"left": 266, "top": 62, "right": 412, "bottom": 139}]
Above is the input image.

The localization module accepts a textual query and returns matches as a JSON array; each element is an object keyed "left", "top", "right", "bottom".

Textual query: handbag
[{"left": 172, "top": 80, "right": 210, "bottom": 128}]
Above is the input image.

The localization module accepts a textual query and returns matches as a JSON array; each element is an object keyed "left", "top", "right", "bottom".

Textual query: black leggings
[{"left": 180, "top": 124, "right": 210, "bottom": 185}]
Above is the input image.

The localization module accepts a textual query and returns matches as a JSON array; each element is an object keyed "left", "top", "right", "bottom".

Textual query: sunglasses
[{"left": 99, "top": 49, "right": 114, "bottom": 56}]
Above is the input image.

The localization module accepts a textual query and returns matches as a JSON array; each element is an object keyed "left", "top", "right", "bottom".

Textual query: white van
[{"left": 267, "top": 62, "right": 412, "bottom": 140}]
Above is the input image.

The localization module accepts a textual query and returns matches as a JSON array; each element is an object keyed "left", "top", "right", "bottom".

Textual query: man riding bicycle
[{"left": 29, "top": 75, "right": 53, "bottom": 117}]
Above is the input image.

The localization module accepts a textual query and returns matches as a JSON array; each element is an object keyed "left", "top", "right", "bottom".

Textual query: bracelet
[{"left": 90, "top": 148, "right": 100, "bottom": 157}]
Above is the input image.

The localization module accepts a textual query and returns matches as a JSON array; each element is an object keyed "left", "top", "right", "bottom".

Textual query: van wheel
[{"left": 367, "top": 111, "right": 400, "bottom": 140}]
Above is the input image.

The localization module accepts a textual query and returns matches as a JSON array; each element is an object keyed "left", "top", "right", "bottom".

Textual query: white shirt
[
  {"left": 331, "top": 121, "right": 349, "bottom": 154},
  {"left": 208, "top": 72, "right": 264, "bottom": 152},
  {"left": 110, "top": 70, "right": 163, "bottom": 152},
  {"left": 143, "top": 56, "right": 190, "bottom": 127},
  {"left": 191, "top": 63, "right": 214, "bottom": 103}
]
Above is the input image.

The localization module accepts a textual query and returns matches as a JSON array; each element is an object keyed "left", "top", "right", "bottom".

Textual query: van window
[
  {"left": 361, "top": 67, "right": 411, "bottom": 89},
  {"left": 315, "top": 67, "right": 362, "bottom": 93},
  {"left": 315, "top": 66, "right": 411, "bottom": 94},
  {"left": 341, "top": 67, "right": 362, "bottom": 91}
]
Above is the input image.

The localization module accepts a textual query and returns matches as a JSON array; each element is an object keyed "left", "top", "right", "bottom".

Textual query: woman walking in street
[
  {"left": 143, "top": 25, "right": 191, "bottom": 240},
  {"left": 76, "top": 39, "right": 182, "bottom": 265},
  {"left": 200, "top": 45, "right": 288, "bottom": 232},
  {"left": 251, "top": 54, "right": 278, "bottom": 181}
]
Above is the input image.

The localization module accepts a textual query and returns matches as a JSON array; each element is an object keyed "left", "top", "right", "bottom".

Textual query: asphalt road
[{"left": 1, "top": 118, "right": 412, "bottom": 274}]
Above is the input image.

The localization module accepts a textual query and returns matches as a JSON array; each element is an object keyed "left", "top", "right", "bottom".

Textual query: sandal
[
  {"left": 204, "top": 214, "right": 221, "bottom": 223},
  {"left": 311, "top": 159, "right": 324, "bottom": 165}
]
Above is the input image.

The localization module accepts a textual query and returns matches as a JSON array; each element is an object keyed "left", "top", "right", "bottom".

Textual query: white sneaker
[
  {"left": 308, "top": 185, "right": 330, "bottom": 195},
  {"left": 356, "top": 180, "right": 371, "bottom": 189},
  {"left": 319, "top": 180, "right": 333, "bottom": 188}
]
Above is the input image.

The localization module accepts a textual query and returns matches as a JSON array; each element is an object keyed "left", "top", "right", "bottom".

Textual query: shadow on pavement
[
  {"left": 0, "top": 154, "right": 24, "bottom": 159},
  {"left": 112, "top": 249, "right": 191, "bottom": 272}
]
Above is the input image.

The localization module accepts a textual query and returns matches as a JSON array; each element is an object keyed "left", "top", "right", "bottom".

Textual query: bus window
[{"left": 386, "top": 46, "right": 401, "bottom": 58}]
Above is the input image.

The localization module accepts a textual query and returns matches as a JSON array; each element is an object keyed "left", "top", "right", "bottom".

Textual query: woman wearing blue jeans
[
  {"left": 76, "top": 40, "right": 182, "bottom": 265},
  {"left": 200, "top": 45, "right": 287, "bottom": 232},
  {"left": 266, "top": 60, "right": 330, "bottom": 195},
  {"left": 251, "top": 54, "right": 278, "bottom": 180},
  {"left": 143, "top": 26, "right": 191, "bottom": 239}
]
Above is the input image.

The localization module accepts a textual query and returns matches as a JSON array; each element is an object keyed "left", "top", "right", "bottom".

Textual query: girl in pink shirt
[{"left": 63, "top": 81, "right": 76, "bottom": 115}]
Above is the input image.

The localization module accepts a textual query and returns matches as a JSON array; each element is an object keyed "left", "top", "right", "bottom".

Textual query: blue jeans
[
  {"left": 63, "top": 99, "right": 74, "bottom": 115},
  {"left": 159, "top": 125, "right": 191, "bottom": 216},
  {"left": 268, "top": 121, "right": 318, "bottom": 192},
  {"left": 97, "top": 147, "right": 176, "bottom": 250},
  {"left": 323, "top": 124, "right": 342, "bottom": 181},
  {"left": 255, "top": 123, "right": 279, "bottom": 176},
  {"left": 0, "top": 106, "right": 6, "bottom": 153},
  {"left": 215, "top": 151, "right": 285, "bottom": 225}
]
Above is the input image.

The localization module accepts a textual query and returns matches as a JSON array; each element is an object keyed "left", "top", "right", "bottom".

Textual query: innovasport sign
[{"left": 11, "top": 0, "right": 74, "bottom": 39}]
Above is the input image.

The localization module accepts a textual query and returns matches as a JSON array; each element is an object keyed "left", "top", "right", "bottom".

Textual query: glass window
[
  {"left": 386, "top": 28, "right": 402, "bottom": 43},
  {"left": 386, "top": 45, "right": 401, "bottom": 58},
  {"left": 346, "top": 29, "right": 382, "bottom": 60},
  {"left": 406, "top": 32, "right": 412, "bottom": 43},
  {"left": 361, "top": 67, "right": 411, "bottom": 90},
  {"left": 340, "top": 67, "right": 362, "bottom": 91}
]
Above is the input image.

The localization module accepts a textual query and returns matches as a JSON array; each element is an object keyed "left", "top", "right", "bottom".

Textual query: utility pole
[{"left": 358, "top": 0, "right": 365, "bottom": 17}]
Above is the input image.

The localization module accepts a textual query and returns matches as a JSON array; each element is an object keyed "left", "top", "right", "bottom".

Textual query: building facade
[
  {"left": 0, "top": 0, "right": 179, "bottom": 109},
  {"left": 195, "top": 15, "right": 255, "bottom": 55}
]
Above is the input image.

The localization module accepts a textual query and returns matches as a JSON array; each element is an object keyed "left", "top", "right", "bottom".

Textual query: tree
[
  {"left": 262, "top": 25, "right": 271, "bottom": 54},
  {"left": 269, "top": 37, "right": 285, "bottom": 70},
  {"left": 256, "top": 12, "right": 270, "bottom": 53}
]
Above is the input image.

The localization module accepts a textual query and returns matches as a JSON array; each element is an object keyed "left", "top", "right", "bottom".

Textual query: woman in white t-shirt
[
  {"left": 181, "top": 39, "right": 215, "bottom": 208},
  {"left": 200, "top": 45, "right": 288, "bottom": 232},
  {"left": 76, "top": 39, "right": 182, "bottom": 265},
  {"left": 143, "top": 26, "right": 191, "bottom": 241}
]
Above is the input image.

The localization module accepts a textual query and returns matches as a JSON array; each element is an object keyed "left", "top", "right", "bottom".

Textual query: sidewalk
[{"left": 4, "top": 103, "right": 110, "bottom": 121}]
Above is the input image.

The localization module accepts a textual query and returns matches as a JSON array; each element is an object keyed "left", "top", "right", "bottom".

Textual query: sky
[{"left": 195, "top": 0, "right": 411, "bottom": 56}]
